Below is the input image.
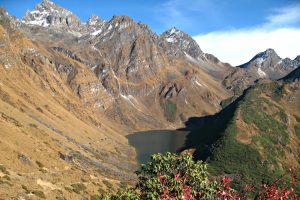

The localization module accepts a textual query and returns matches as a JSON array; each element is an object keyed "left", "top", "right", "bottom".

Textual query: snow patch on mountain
[
  {"left": 164, "top": 28, "right": 180, "bottom": 43},
  {"left": 91, "top": 29, "right": 103, "bottom": 36},
  {"left": 166, "top": 37, "right": 175, "bottom": 43},
  {"left": 22, "top": 0, "right": 81, "bottom": 31},
  {"left": 169, "top": 27, "right": 179, "bottom": 35},
  {"left": 87, "top": 15, "right": 100, "bottom": 26},
  {"left": 184, "top": 51, "right": 199, "bottom": 64},
  {"left": 257, "top": 67, "right": 266, "bottom": 77},
  {"left": 256, "top": 57, "right": 264, "bottom": 67},
  {"left": 160, "top": 27, "right": 203, "bottom": 59},
  {"left": 23, "top": 9, "right": 51, "bottom": 27}
]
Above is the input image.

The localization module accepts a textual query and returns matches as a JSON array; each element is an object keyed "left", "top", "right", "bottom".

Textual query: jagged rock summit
[
  {"left": 223, "top": 48, "right": 300, "bottom": 93},
  {"left": 22, "top": 0, "right": 81, "bottom": 29},
  {"left": 87, "top": 14, "right": 103, "bottom": 26},
  {"left": 239, "top": 48, "right": 280, "bottom": 68},
  {"left": 159, "top": 27, "right": 232, "bottom": 80},
  {"left": 159, "top": 27, "right": 203, "bottom": 59},
  {"left": 238, "top": 48, "right": 299, "bottom": 79}
]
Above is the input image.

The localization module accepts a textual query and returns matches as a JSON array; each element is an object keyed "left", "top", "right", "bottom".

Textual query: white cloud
[
  {"left": 193, "top": 4, "right": 300, "bottom": 66},
  {"left": 194, "top": 28, "right": 300, "bottom": 66}
]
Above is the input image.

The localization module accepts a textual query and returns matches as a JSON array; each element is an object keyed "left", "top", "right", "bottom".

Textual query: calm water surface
[{"left": 127, "top": 130, "right": 189, "bottom": 164}]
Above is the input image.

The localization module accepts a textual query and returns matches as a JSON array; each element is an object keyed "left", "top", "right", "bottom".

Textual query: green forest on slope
[{"left": 181, "top": 81, "right": 300, "bottom": 193}]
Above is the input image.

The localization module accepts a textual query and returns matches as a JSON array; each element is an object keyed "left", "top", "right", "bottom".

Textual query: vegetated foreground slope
[
  {"left": 182, "top": 73, "right": 300, "bottom": 192},
  {"left": 0, "top": 12, "right": 137, "bottom": 200}
]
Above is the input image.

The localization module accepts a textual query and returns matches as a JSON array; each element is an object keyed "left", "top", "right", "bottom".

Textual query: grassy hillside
[
  {"left": 0, "top": 21, "right": 137, "bottom": 199},
  {"left": 182, "top": 81, "right": 300, "bottom": 193}
]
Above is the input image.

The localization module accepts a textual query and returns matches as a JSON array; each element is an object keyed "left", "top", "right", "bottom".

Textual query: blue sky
[{"left": 1, "top": 0, "right": 300, "bottom": 65}]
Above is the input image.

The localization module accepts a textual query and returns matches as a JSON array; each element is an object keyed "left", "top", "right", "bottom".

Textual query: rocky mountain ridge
[
  {"left": 159, "top": 27, "right": 203, "bottom": 58},
  {"left": 13, "top": 0, "right": 233, "bottom": 130},
  {"left": 22, "top": 0, "right": 83, "bottom": 35},
  {"left": 282, "top": 65, "right": 300, "bottom": 82},
  {"left": 223, "top": 48, "right": 300, "bottom": 94},
  {"left": 238, "top": 48, "right": 299, "bottom": 79},
  {"left": 18, "top": 0, "right": 299, "bottom": 88},
  {"left": 1, "top": 0, "right": 299, "bottom": 135}
]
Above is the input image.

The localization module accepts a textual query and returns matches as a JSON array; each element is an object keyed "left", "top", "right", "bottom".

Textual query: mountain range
[{"left": 0, "top": 0, "right": 299, "bottom": 199}]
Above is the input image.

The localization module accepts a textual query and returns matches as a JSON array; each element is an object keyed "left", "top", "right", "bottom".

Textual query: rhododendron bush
[
  {"left": 136, "top": 152, "right": 218, "bottom": 199},
  {"left": 101, "top": 152, "right": 299, "bottom": 200}
]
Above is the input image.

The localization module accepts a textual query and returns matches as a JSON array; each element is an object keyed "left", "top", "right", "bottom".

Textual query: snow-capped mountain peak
[
  {"left": 255, "top": 48, "right": 279, "bottom": 61},
  {"left": 238, "top": 48, "right": 281, "bottom": 69},
  {"left": 169, "top": 27, "right": 179, "bottom": 34},
  {"left": 162, "top": 27, "right": 183, "bottom": 43},
  {"left": 237, "top": 48, "right": 299, "bottom": 80},
  {"left": 22, "top": 0, "right": 81, "bottom": 29},
  {"left": 86, "top": 14, "right": 105, "bottom": 35},
  {"left": 159, "top": 27, "right": 203, "bottom": 59},
  {"left": 87, "top": 14, "right": 103, "bottom": 26}
]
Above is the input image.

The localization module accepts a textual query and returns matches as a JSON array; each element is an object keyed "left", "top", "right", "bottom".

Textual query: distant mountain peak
[
  {"left": 87, "top": 14, "right": 103, "bottom": 26},
  {"left": 22, "top": 0, "right": 81, "bottom": 28},
  {"left": 167, "top": 27, "right": 180, "bottom": 34},
  {"left": 254, "top": 48, "right": 279, "bottom": 60},
  {"left": 161, "top": 27, "right": 185, "bottom": 43},
  {"left": 88, "top": 14, "right": 100, "bottom": 22},
  {"left": 41, "top": 0, "right": 55, "bottom": 6},
  {"left": 265, "top": 48, "right": 275, "bottom": 53},
  {"left": 110, "top": 15, "right": 134, "bottom": 25},
  {"left": 238, "top": 48, "right": 281, "bottom": 69},
  {"left": 159, "top": 27, "right": 203, "bottom": 59},
  {"left": 294, "top": 55, "right": 300, "bottom": 62},
  {"left": 103, "top": 15, "right": 135, "bottom": 32},
  {"left": 235, "top": 48, "right": 299, "bottom": 82}
]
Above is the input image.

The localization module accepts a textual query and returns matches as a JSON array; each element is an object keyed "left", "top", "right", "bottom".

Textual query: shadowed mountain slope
[{"left": 181, "top": 75, "right": 300, "bottom": 192}]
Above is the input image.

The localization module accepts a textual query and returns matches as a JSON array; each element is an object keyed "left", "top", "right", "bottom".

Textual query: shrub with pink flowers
[
  {"left": 100, "top": 152, "right": 299, "bottom": 200},
  {"left": 136, "top": 152, "right": 218, "bottom": 199}
]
